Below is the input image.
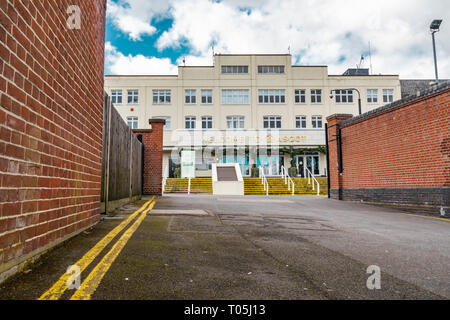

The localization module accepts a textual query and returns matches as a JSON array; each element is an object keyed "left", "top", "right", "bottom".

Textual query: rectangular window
[
  {"left": 335, "top": 89, "right": 354, "bottom": 104},
  {"left": 221, "top": 66, "right": 249, "bottom": 74},
  {"left": 152, "top": 90, "right": 171, "bottom": 104},
  {"left": 201, "top": 116, "right": 213, "bottom": 129},
  {"left": 111, "top": 90, "right": 122, "bottom": 104},
  {"left": 311, "top": 89, "right": 322, "bottom": 104},
  {"left": 258, "top": 89, "right": 286, "bottom": 104},
  {"left": 222, "top": 89, "right": 249, "bottom": 105},
  {"left": 127, "top": 90, "right": 139, "bottom": 104},
  {"left": 185, "top": 116, "right": 196, "bottom": 130},
  {"left": 185, "top": 89, "right": 196, "bottom": 104},
  {"left": 295, "top": 90, "right": 306, "bottom": 104},
  {"left": 312, "top": 116, "right": 323, "bottom": 129},
  {"left": 258, "top": 65, "right": 285, "bottom": 74},
  {"left": 367, "top": 89, "right": 378, "bottom": 104},
  {"left": 127, "top": 116, "right": 138, "bottom": 129},
  {"left": 296, "top": 116, "right": 307, "bottom": 129},
  {"left": 226, "top": 116, "right": 245, "bottom": 130},
  {"left": 383, "top": 89, "right": 394, "bottom": 103},
  {"left": 263, "top": 116, "right": 282, "bottom": 129},
  {"left": 201, "top": 89, "right": 213, "bottom": 104},
  {"left": 154, "top": 116, "right": 171, "bottom": 130}
]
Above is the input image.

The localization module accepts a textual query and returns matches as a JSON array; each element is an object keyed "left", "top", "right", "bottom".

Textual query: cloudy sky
[{"left": 104, "top": 0, "right": 449, "bottom": 79}]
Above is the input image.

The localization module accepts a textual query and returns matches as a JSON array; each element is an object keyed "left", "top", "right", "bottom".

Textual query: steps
[
  {"left": 164, "top": 177, "right": 327, "bottom": 196},
  {"left": 164, "top": 178, "right": 212, "bottom": 195},
  {"left": 244, "top": 177, "right": 328, "bottom": 195}
]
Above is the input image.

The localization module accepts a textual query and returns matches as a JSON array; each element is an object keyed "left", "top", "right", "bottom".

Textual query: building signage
[
  {"left": 181, "top": 150, "right": 196, "bottom": 178},
  {"left": 169, "top": 130, "right": 326, "bottom": 147}
]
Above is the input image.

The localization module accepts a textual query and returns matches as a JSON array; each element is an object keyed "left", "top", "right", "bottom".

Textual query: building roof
[{"left": 400, "top": 79, "right": 450, "bottom": 98}]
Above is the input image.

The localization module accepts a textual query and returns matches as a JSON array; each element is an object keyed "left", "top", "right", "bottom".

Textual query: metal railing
[
  {"left": 259, "top": 167, "right": 269, "bottom": 196},
  {"left": 162, "top": 165, "right": 168, "bottom": 195},
  {"left": 305, "top": 167, "right": 320, "bottom": 196},
  {"left": 188, "top": 177, "right": 191, "bottom": 195},
  {"left": 281, "top": 166, "right": 295, "bottom": 196}
]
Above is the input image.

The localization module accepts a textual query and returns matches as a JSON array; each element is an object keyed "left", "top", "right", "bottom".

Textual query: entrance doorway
[
  {"left": 257, "top": 156, "right": 284, "bottom": 176},
  {"left": 296, "top": 154, "right": 320, "bottom": 177}
]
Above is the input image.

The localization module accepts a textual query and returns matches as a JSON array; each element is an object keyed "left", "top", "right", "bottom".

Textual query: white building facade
[{"left": 104, "top": 54, "right": 401, "bottom": 178}]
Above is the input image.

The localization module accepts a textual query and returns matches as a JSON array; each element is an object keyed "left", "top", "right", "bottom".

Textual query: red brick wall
[
  {"left": 134, "top": 119, "right": 165, "bottom": 195},
  {"left": 327, "top": 86, "right": 450, "bottom": 214},
  {"left": 0, "top": 1, "right": 106, "bottom": 271}
]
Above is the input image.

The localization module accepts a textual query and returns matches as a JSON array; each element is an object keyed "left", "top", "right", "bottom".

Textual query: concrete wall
[
  {"left": 327, "top": 83, "right": 450, "bottom": 216},
  {"left": 0, "top": 0, "right": 106, "bottom": 279}
]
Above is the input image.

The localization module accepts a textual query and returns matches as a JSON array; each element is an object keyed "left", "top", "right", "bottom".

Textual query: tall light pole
[
  {"left": 430, "top": 19, "right": 442, "bottom": 85},
  {"left": 330, "top": 89, "right": 362, "bottom": 116}
]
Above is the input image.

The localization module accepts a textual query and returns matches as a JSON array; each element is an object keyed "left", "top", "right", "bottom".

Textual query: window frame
[
  {"left": 127, "top": 89, "right": 139, "bottom": 105},
  {"left": 383, "top": 89, "right": 394, "bottom": 104},
  {"left": 111, "top": 90, "right": 122, "bottom": 104},
  {"left": 152, "top": 90, "right": 171, "bottom": 105},
  {"left": 295, "top": 89, "right": 306, "bottom": 104},
  {"left": 201, "top": 89, "right": 213, "bottom": 104},
  {"left": 310, "top": 89, "right": 322, "bottom": 104},
  {"left": 258, "top": 65, "right": 285, "bottom": 74},
  {"left": 226, "top": 116, "right": 245, "bottom": 130},
  {"left": 258, "top": 89, "right": 286, "bottom": 105},
  {"left": 221, "top": 65, "right": 249, "bottom": 74},
  {"left": 185, "top": 116, "right": 196, "bottom": 130},
  {"left": 185, "top": 89, "right": 197, "bottom": 105},
  {"left": 334, "top": 89, "right": 354, "bottom": 104},
  {"left": 126, "top": 116, "right": 138, "bottom": 129},
  {"left": 367, "top": 89, "right": 378, "bottom": 104},
  {"left": 263, "top": 116, "right": 282, "bottom": 129},
  {"left": 311, "top": 115, "right": 323, "bottom": 129},
  {"left": 221, "top": 89, "right": 250, "bottom": 105},
  {"left": 296, "top": 115, "right": 307, "bottom": 129},
  {"left": 201, "top": 116, "right": 213, "bottom": 130},
  {"left": 154, "top": 116, "right": 171, "bottom": 130}
]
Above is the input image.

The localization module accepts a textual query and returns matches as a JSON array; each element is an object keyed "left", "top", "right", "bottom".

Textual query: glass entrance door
[
  {"left": 257, "top": 156, "right": 283, "bottom": 176},
  {"left": 222, "top": 155, "right": 250, "bottom": 177},
  {"left": 296, "top": 155, "right": 320, "bottom": 177}
]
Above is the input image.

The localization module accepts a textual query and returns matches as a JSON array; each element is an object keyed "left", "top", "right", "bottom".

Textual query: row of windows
[
  {"left": 126, "top": 115, "right": 324, "bottom": 130},
  {"left": 113, "top": 89, "right": 395, "bottom": 106},
  {"left": 220, "top": 65, "right": 285, "bottom": 74}
]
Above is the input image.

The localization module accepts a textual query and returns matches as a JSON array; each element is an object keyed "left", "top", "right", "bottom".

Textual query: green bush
[
  {"left": 251, "top": 164, "right": 259, "bottom": 178},
  {"left": 173, "top": 167, "right": 181, "bottom": 178}
]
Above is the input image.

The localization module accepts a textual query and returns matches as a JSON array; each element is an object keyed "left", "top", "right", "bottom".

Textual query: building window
[
  {"left": 127, "top": 116, "right": 138, "bottom": 129},
  {"left": 154, "top": 116, "right": 171, "bottom": 130},
  {"left": 335, "top": 89, "right": 354, "bottom": 104},
  {"left": 383, "top": 89, "right": 394, "bottom": 103},
  {"left": 221, "top": 66, "right": 248, "bottom": 74},
  {"left": 111, "top": 90, "right": 122, "bottom": 104},
  {"left": 201, "top": 90, "right": 213, "bottom": 104},
  {"left": 201, "top": 116, "right": 213, "bottom": 129},
  {"left": 258, "top": 66, "right": 285, "bottom": 74},
  {"left": 312, "top": 116, "right": 323, "bottom": 129},
  {"left": 185, "top": 89, "right": 196, "bottom": 104},
  {"left": 127, "top": 90, "right": 139, "bottom": 104},
  {"left": 295, "top": 90, "right": 306, "bottom": 104},
  {"left": 258, "top": 89, "right": 286, "bottom": 104},
  {"left": 185, "top": 116, "right": 196, "bottom": 130},
  {"left": 263, "top": 116, "right": 282, "bottom": 129},
  {"left": 311, "top": 89, "right": 322, "bottom": 104},
  {"left": 226, "top": 116, "right": 245, "bottom": 130},
  {"left": 367, "top": 89, "right": 378, "bottom": 104},
  {"left": 153, "top": 90, "right": 171, "bottom": 104},
  {"left": 296, "top": 116, "right": 307, "bottom": 129},
  {"left": 222, "top": 89, "right": 249, "bottom": 105}
]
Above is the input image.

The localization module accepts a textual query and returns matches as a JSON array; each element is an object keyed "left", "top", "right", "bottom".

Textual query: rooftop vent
[{"left": 343, "top": 68, "right": 369, "bottom": 76}]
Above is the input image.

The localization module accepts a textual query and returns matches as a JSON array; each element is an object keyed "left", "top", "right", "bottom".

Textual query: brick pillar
[
  {"left": 326, "top": 114, "right": 353, "bottom": 200},
  {"left": 134, "top": 119, "right": 165, "bottom": 195}
]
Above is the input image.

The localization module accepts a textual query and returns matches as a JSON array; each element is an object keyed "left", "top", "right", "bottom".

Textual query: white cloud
[
  {"left": 105, "top": 42, "right": 178, "bottom": 75},
  {"left": 107, "top": 0, "right": 171, "bottom": 40},
  {"left": 153, "top": 0, "right": 450, "bottom": 79}
]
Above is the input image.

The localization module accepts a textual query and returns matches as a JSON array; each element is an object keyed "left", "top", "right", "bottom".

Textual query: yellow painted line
[
  {"left": 70, "top": 200, "right": 155, "bottom": 300},
  {"left": 400, "top": 212, "right": 450, "bottom": 222},
  {"left": 38, "top": 197, "right": 155, "bottom": 300}
]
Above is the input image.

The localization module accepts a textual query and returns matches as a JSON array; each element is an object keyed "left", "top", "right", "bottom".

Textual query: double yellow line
[{"left": 38, "top": 197, "right": 156, "bottom": 300}]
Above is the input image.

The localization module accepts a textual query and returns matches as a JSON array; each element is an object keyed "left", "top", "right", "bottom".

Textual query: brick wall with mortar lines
[
  {"left": 327, "top": 85, "right": 450, "bottom": 214},
  {"left": 134, "top": 120, "right": 165, "bottom": 196},
  {"left": 0, "top": 1, "right": 106, "bottom": 271}
]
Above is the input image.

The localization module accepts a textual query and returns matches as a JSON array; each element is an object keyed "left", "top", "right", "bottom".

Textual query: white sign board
[{"left": 181, "top": 150, "right": 196, "bottom": 178}]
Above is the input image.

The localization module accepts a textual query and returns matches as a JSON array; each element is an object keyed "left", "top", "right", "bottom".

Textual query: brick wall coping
[
  {"left": 339, "top": 81, "right": 450, "bottom": 128},
  {"left": 149, "top": 119, "right": 166, "bottom": 124}
]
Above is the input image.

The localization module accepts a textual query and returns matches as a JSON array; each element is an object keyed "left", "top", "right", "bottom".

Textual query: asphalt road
[{"left": 0, "top": 195, "right": 448, "bottom": 300}]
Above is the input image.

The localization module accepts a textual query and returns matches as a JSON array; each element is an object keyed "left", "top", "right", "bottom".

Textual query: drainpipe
[{"left": 325, "top": 123, "right": 331, "bottom": 199}]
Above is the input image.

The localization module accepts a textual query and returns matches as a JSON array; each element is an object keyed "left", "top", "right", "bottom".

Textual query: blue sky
[{"left": 104, "top": 0, "right": 450, "bottom": 78}]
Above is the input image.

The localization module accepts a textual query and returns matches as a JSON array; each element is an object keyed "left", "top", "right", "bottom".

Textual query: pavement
[{"left": 0, "top": 195, "right": 448, "bottom": 300}]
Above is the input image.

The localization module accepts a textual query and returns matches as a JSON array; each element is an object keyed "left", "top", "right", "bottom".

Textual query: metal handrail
[
  {"left": 281, "top": 166, "right": 295, "bottom": 196},
  {"left": 188, "top": 177, "right": 191, "bottom": 195},
  {"left": 162, "top": 165, "right": 168, "bottom": 195},
  {"left": 305, "top": 167, "right": 320, "bottom": 196},
  {"left": 259, "top": 166, "right": 269, "bottom": 196}
]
